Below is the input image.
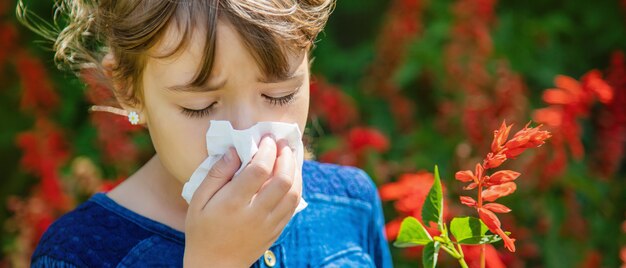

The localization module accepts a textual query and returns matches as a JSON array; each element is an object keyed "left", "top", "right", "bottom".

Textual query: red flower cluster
[
  {"left": 456, "top": 121, "right": 551, "bottom": 252},
  {"left": 13, "top": 49, "right": 70, "bottom": 211},
  {"left": 15, "top": 119, "right": 71, "bottom": 211},
  {"left": 15, "top": 51, "right": 59, "bottom": 114},
  {"left": 442, "top": 0, "right": 528, "bottom": 149},
  {"left": 309, "top": 77, "right": 358, "bottom": 133},
  {"left": 362, "top": 0, "right": 422, "bottom": 130},
  {"left": 5, "top": 192, "right": 58, "bottom": 266},
  {"left": 379, "top": 172, "right": 448, "bottom": 240},
  {"left": 460, "top": 244, "right": 506, "bottom": 268},
  {"left": 319, "top": 126, "right": 390, "bottom": 167},
  {"left": 0, "top": 22, "right": 17, "bottom": 76},
  {"left": 533, "top": 70, "right": 614, "bottom": 178},
  {"left": 591, "top": 51, "right": 626, "bottom": 178},
  {"left": 347, "top": 127, "right": 390, "bottom": 155}
]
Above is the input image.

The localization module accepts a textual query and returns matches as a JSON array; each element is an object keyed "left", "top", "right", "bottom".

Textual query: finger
[
  {"left": 228, "top": 135, "right": 277, "bottom": 203},
  {"left": 254, "top": 140, "right": 289, "bottom": 196},
  {"left": 188, "top": 147, "right": 241, "bottom": 211},
  {"left": 253, "top": 141, "right": 295, "bottom": 212},
  {"left": 270, "top": 156, "right": 302, "bottom": 223},
  {"left": 269, "top": 188, "right": 300, "bottom": 230},
  {"left": 270, "top": 205, "right": 297, "bottom": 239}
]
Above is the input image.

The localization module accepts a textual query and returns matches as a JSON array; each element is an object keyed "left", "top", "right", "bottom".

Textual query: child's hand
[{"left": 183, "top": 136, "right": 301, "bottom": 267}]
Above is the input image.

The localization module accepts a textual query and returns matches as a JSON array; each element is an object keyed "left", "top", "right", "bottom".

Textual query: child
[{"left": 18, "top": 0, "right": 393, "bottom": 267}]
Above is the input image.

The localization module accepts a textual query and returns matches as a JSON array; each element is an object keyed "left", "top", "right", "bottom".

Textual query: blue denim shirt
[{"left": 31, "top": 160, "right": 393, "bottom": 267}]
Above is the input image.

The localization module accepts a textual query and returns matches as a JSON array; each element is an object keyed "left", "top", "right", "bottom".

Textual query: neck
[
  {"left": 107, "top": 153, "right": 189, "bottom": 232},
  {"left": 142, "top": 154, "right": 190, "bottom": 212}
]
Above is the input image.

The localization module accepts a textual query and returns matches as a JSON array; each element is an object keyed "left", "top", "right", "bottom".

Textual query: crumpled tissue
[{"left": 181, "top": 120, "right": 308, "bottom": 216}]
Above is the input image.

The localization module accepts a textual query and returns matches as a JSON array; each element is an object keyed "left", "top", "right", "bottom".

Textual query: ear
[{"left": 101, "top": 52, "right": 146, "bottom": 125}]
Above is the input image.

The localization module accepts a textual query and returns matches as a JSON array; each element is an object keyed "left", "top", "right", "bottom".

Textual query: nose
[{"left": 226, "top": 99, "right": 261, "bottom": 130}]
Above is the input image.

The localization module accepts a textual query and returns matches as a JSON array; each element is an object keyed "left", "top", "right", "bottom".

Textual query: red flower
[
  {"left": 591, "top": 51, "right": 626, "bottom": 178},
  {"left": 482, "top": 203, "right": 511, "bottom": 213},
  {"left": 455, "top": 163, "right": 483, "bottom": 183},
  {"left": 455, "top": 170, "right": 475, "bottom": 182},
  {"left": 309, "top": 78, "right": 358, "bottom": 132},
  {"left": 0, "top": 23, "right": 18, "bottom": 74},
  {"left": 91, "top": 113, "right": 139, "bottom": 167},
  {"left": 347, "top": 127, "right": 390, "bottom": 154},
  {"left": 384, "top": 218, "right": 403, "bottom": 241},
  {"left": 534, "top": 69, "right": 613, "bottom": 168},
  {"left": 582, "top": 70, "right": 613, "bottom": 104},
  {"left": 460, "top": 196, "right": 477, "bottom": 207},
  {"left": 481, "top": 182, "right": 517, "bottom": 202},
  {"left": 15, "top": 51, "right": 59, "bottom": 113},
  {"left": 379, "top": 171, "right": 448, "bottom": 239},
  {"left": 318, "top": 149, "right": 357, "bottom": 166},
  {"left": 461, "top": 244, "right": 507, "bottom": 268},
  {"left": 478, "top": 208, "right": 516, "bottom": 252},
  {"left": 456, "top": 120, "right": 549, "bottom": 254},
  {"left": 483, "top": 152, "right": 507, "bottom": 169},
  {"left": 502, "top": 122, "right": 551, "bottom": 159},
  {"left": 15, "top": 119, "right": 71, "bottom": 210},
  {"left": 486, "top": 170, "right": 520, "bottom": 186},
  {"left": 491, "top": 121, "right": 512, "bottom": 153}
]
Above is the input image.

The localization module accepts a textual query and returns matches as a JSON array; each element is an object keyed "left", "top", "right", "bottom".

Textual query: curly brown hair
[{"left": 16, "top": 0, "right": 335, "bottom": 108}]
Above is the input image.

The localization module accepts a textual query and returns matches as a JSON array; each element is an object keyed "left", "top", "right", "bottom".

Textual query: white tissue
[{"left": 181, "top": 120, "right": 308, "bottom": 216}]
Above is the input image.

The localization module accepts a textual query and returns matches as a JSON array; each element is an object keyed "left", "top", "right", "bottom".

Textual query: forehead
[{"left": 145, "top": 18, "right": 305, "bottom": 87}]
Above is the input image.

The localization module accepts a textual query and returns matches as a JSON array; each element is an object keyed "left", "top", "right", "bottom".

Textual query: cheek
[
  {"left": 143, "top": 90, "right": 210, "bottom": 183},
  {"left": 294, "top": 84, "right": 310, "bottom": 135}
]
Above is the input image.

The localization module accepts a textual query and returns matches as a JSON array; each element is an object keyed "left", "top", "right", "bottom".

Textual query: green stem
[
  {"left": 456, "top": 242, "right": 465, "bottom": 258},
  {"left": 439, "top": 244, "right": 460, "bottom": 259},
  {"left": 477, "top": 180, "right": 485, "bottom": 268},
  {"left": 433, "top": 236, "right": 446, "bottom": 243},
  {"left": 437, "top": 235, "right": 469, "bottom": 268},
  {"left": 457, "top": 257, "right": 469, "bottom": 268},
  {"left": 456, "top": 243, "right": 468, "bottom": 268},
  {"left": 440, "top": 243, "right": 468, "bottom": 268}
]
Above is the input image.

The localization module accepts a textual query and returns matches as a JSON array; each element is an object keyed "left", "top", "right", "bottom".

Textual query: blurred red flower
[
  {"left": 0, "top": 23, "right": 17, "bottom": 75},
  {"left": 379, "top": 171, "right": 450, "bottom": 240},
  {"left": 15, "top": 119, "right": 71, "bottom": 210},
  {"left": 461, "top": 244, "right": 506, "bottom": 268},
  {"left": 309, "top": 77, "right": 358, "bottom": 133},
  {"left": 534, "top": 70, "right": 613, "bottom": 161},
  {"left": 15, "top": 51, "right": 59, "bottom": 113},
  {"left": 347, "top": 127, "right": 390, "bottom": 154},
  {"left": 591, "top": 51, "right": 626, "bottom": 178}
]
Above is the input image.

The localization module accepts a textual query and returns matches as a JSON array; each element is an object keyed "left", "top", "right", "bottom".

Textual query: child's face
[{"left": 140, "top": 19, "right": 310, "bottom": 184}]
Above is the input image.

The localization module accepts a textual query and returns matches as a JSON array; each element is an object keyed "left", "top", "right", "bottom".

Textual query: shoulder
[
  {"left": 302, "top": 160, "right": 379, "bottom": 210},
  {"left": 290, "top": 160, "right": 388, "bottom": 267},
  {"left": 31, "top": 194, "right": 156, "bottom": 267}
]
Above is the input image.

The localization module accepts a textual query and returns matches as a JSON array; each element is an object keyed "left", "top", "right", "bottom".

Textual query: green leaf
[
  {"left": 450, "top": 217, "right": 488, "bottom": 241},
  {"left": 459, "top": 234, "right": 504, "bottom": 245},
  {"left": 422, "top": 241, "right": 440, "bottom": 268},
  {"left": 450, "top": 217, "right": 509, "bottom": 245},
  {"left": 393, "top": 217, "right": 433, "bottom": 248},
  {"left": 422, "top": 165, "right": 444, "bottom": 229}
]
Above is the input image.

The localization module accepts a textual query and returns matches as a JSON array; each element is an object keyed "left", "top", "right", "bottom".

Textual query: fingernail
[
  {"left": 265, "top": 134, "right": 276, "bottom": 141},
  {"left": 224, "top": 147, "right": 234, "bottom": 162}
]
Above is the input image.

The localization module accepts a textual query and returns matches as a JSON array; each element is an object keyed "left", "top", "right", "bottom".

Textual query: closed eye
[
  {"left": 262, "top": 91, "right": 297, "bottom": 106},
  {"left": 180, "top": 102, "right": 216, "bottom": 118},
  {"left": 180, "top": 88, "right": 299, "bottom": 119}
]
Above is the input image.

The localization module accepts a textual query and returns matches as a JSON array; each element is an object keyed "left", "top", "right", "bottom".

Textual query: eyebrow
[
  {"left": 257, "top": 71, "right": 304, "bottom": 84},
  {"left": 166, "top": 79, "right": 227, "bottom": 93},
  {"left": 165, "top": 71, "right": 304, "bottom": 92}
]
